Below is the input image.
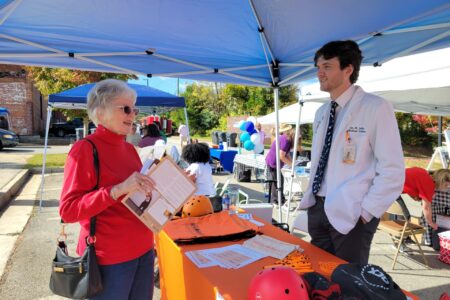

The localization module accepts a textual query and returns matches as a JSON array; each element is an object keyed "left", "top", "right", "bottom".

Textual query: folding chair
[
  {"left": 215, "top": 177, "right": 231, "bottom": 197},
  {"left": 378, "top": 195, "right": 428, "bottom": 269},
  {"left": 237, "top": 189, "right": 263, "bottom": 205}
]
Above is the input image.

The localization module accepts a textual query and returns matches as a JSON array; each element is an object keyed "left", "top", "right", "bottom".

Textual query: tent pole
[
  {"left": 39, "top": 105, "right": 53, "bottom": 210},
  {"left": 273, "top": 87, "right": 283, "bottom": 223},
  {"left": 285, "top": 98, "right": 303, "bottom": 223},
  {"left": 438, "top": 116, "right": 442, "bottom": 147},
  {"left": 183, "top": 107, "right": 191, "bottom": 144}
]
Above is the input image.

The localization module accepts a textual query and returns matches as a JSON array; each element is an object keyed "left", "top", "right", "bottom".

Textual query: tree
[
  {"left": 26, "top": 67, "right": 135, "bottom": 133},
  {"left": 170, "top": 82, "right": 299, "bottom": 135}
]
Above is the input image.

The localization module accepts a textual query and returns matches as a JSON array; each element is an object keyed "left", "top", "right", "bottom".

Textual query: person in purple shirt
[
  {"left": 139, "top": 123, "right": 163, "bottom": 148},
  {"left": 265, "top": 123, "right": 299, "bottom": 205}
]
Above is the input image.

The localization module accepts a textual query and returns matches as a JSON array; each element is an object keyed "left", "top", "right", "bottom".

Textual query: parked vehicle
[
  {"left": 49, "top": 118, "right": 95, "bottom": 137},
  {"left": 0, "top": 128, "right": 19, "bottom": 150}
]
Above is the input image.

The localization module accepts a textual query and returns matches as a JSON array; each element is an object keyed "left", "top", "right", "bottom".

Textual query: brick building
[{"left": 0, "top": 64, "right": 45, "bottom": 135}]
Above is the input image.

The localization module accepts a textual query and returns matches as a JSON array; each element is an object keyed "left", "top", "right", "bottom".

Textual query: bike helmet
[
  {"left": 182, "top": 195, "right": 214, "bottom": 217},
  {"left": 248, "top": 266, "right": 310, "bottom": 300}
]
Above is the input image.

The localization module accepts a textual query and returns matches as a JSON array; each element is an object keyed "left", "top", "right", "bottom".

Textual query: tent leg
[
  {"left": 273, "top": 87, "right": 283, "bottom": 223},
  {"left": 438, "top": 116, "right": 442, "bottom": 147},
  {"left": 39, "top": 106, "right": 52, "bottom": 210},
  {"left": 284, "top": 99, "right": 303, "bottom": 224},
  {"left": 183, "top": 107, "right": 191, "bottom": 144}
]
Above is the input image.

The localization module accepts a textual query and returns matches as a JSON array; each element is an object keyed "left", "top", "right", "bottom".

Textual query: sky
[{"left": 128, "top": 76, "right": 193, "bottom": 95}]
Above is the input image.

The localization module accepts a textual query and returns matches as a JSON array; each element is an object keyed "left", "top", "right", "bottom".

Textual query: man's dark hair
[
  {"left": 182, "top": 142, "right": 210, "bottom": 164},
  {"left": 314, "top": 40, "right": 363, "bottom": 84},
  {"left": 144, "top": 123, "right": 161, "bottom": 137}
]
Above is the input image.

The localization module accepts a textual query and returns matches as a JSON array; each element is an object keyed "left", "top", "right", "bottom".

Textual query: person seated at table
[
  {"left": 139, "top": 123, "right": 163, "bottom": 148},
  {"left": 126, "top": 122, "right": 142, "bottom": 146},
  {"left": 402, "top": 167, "right": 450, "bottom": 246},
  {"left": 265, "top": 123, "right": 301, "bottom": 205},
  {"left": 182, "top": 142, "right": 215, "bottom": 196},
  {"left": 153, "top": 120, "right": 167, "bottom": 143}
]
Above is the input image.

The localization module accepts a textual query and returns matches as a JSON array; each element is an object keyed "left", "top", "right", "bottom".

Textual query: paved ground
[{"left": 0, "top": 139, "right": 449, "bottom": 299}]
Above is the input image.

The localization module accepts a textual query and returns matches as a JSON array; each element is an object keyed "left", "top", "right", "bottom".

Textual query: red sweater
[
  {"left": 60, "top": 125, "right": 153, "bottom": 265},
  {"left": 403, "top": 167, "right": 435, "bottom": 203}
]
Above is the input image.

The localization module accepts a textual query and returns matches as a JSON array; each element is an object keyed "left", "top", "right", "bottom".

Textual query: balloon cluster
[{"left": 238, "top": 117, "right": 264, "bottom": 154}]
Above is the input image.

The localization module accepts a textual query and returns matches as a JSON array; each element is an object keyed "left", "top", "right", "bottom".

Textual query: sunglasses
[{"left": 115, "top": 105, "right": 140, "bottom": 115}]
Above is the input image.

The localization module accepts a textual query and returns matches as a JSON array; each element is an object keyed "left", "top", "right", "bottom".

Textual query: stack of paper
[
  {"left": 243, "top": 235, "right": 302, "bottom": 259},
  {"left": 185, "top": 235, "right": 303, "bottom": 269},
  {"left": 185, "top": 244, "right": 266, "bottom": 269}
]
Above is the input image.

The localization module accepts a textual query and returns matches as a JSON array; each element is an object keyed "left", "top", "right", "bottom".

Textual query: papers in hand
[
  {"left": 122, "top": 157, "right": 196, "bottom": 233},
  {"left": 185, "top": 235, "right": 302, "bottom": 269}
]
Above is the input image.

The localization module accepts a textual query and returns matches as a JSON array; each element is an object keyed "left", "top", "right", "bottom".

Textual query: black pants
[
  {"left": 268, "top": 166, "right": 285, "bottom": 205},
  {"left": 307, "top": 198, "right": 379, "bottom": 264}
]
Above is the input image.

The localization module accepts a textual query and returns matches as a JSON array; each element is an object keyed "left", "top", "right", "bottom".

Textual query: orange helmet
[{"left": 182, "top": 195, "right": 213, "bottom": 218}]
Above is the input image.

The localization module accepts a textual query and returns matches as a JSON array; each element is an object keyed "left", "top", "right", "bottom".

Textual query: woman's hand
[{"left": 110, "top": 172, "right": 154, "bottom": 200}]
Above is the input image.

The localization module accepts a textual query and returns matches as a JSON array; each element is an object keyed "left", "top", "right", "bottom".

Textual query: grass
[{"left": 25, "top": 153, "right": 67, "bottom": 169}]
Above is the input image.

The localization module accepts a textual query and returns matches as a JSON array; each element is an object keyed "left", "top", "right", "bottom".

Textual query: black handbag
[{"left": 49, "top": 138, "right": 103, "bottom": 299}]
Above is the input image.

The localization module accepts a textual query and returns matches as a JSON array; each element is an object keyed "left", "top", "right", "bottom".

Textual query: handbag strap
[{"left": 60, "top": 138, "right": 99, "bottom": 241}]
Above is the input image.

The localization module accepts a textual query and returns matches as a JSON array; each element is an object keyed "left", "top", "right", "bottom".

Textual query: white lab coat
[{"left": 300, "top": 86, "right": 405, "bottom": 234}]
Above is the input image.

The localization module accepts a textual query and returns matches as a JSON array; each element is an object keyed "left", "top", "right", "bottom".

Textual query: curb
[
  {"left": 0, "top": 169, "right": 30, "bottom": 212},
  {"left": 0, "top": 168, "right": 64, "bottom": 212},
  {"left": 30, "top": 167, "right": 64, "bottom": 174}
]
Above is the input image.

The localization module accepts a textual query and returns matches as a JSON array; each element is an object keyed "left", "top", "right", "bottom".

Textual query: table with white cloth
[{"left": 233, "top": 153, "right": 267, "bottom": 181}]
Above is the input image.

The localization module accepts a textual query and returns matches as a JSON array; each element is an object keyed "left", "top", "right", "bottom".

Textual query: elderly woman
[{"left": 60, "top": 79, "right": 156, "bottom": 299}]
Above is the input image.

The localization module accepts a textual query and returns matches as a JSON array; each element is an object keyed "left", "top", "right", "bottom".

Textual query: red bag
[{"left": 438, "top": 231, "right": 450, "bottom": 265}]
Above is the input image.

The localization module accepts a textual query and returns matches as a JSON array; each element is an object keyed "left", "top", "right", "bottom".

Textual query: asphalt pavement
[{"left": 0, "top": 140, "right": 449, "bottom": 299}]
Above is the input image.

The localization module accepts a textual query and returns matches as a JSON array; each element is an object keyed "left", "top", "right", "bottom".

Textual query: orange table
[{"left": 156, "top": 219, "right": 418, "bottom": 300}]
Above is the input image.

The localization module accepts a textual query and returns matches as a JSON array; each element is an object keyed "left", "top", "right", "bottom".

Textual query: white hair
[{"left": 87, "top": 79, "right": 137, "bottom": 125}]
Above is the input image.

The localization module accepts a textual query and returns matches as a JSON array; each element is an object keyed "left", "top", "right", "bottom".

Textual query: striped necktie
[{"left": 312, "top": 101, "right": 338, "bottom": 195}]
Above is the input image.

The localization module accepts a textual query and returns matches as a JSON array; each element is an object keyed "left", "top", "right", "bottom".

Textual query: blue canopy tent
[
  {"left": 39, "top": 82, "right": 186, "bottom": 208},
  {"left": 48, "top": 83, "right": 185, "bottom": 110},
  {"left": 1, "top": 0, "right": 449, "bottom": 219}
]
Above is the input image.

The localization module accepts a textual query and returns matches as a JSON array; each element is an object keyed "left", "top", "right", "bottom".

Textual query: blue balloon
[
  {"left": 239, "top": 121, "right": 247, "bottom": 131},
  {"left": 248, "top": 129, "right": 257, "bottom": 136},
  {"left": 244, "top": 140, "right": 255, "bottom": 151},
  {"left": 240, "top": 132, "right": 250, "bottom": 142},
  {"left": 244, "top": 121, "right": 255, "bottom": 133}
]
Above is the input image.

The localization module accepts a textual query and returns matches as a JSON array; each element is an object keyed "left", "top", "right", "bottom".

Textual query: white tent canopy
[
  {"left": 257, "top": 101, "right": 322, "bottom": 125},
  {"left": 300, "top": 47, "right": 450, "bottom": 116}
]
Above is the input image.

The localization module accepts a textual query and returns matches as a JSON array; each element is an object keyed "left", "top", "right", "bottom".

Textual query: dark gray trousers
[{"left": 307, "top": 198, "right": 380, "bottom": 264}]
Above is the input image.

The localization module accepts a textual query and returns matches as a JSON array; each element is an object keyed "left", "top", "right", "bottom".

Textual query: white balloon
[
  {"left": 247, "top": 116, "right": 257, "bottom": 126},
  {"left": 253, "top": 143, "right": 264, "bottom": 154},
  {"left": 250, "top": 133, "right": 260, "bottom": 144}
]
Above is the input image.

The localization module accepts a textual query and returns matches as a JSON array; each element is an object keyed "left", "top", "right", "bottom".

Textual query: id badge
[{"left": 343, "top": 142, "right": 356, "bottom": 164}]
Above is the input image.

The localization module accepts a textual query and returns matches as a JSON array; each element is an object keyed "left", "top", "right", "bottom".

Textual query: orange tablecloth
[{"left": 156, "top": 218, "right": 418, "bottom": 300}]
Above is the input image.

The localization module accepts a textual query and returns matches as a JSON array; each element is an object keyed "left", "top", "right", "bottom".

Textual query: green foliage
[
  {"left": 396, "top": 112, "right": 432, "bottom": 148},
  {"left": 26, "top": 67, "right": 136, "bottom": 121},
  {"left": 170, "top": 82, "right": 299, "bottom": 135}
]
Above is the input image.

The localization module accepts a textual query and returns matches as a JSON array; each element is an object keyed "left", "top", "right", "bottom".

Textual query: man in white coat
[{"left": 299, "top": 40, "right": 404, "bottom": 264}]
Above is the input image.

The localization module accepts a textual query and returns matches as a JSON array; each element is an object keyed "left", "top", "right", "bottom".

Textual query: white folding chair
[
  {"left": 238, "top": 190, "right": 263, "bottom": 205},
  {"left": 291, "top": 209, "right": 308, "bottom": 235}
]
